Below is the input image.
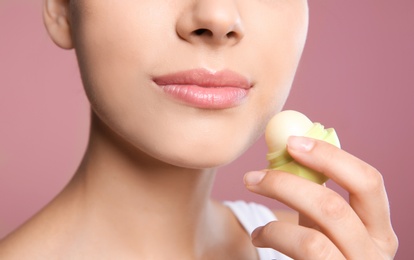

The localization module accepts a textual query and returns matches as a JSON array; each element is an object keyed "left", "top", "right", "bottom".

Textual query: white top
[{"left": 224, "top": 201, "right": 292, "bottom": 260}]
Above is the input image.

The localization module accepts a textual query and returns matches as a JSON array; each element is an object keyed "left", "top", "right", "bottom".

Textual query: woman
[{"left": 0, "top": 0, "right": 397, "bottom": 259}]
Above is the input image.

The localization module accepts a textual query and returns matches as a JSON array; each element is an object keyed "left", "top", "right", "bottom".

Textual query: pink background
[{"left": 1, "top": 1, "right": 413, "bottom": 258}]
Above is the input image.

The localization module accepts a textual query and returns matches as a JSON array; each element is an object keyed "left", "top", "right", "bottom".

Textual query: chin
[
  {"left": 159, "top": 151, "right": 242, "bottom": 170},
  {"left": 150, "top": 137, "right": 255, "bottom": 170}
]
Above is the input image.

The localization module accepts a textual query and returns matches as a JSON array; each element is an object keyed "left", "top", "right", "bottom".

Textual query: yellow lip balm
[{"left": 265, "top": 110, "right": 341, "bottom": 184}]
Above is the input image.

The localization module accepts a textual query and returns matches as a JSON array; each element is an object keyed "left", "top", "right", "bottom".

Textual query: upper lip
[{"left": 153, "top": 69, "right": 252, "bottom": 89}]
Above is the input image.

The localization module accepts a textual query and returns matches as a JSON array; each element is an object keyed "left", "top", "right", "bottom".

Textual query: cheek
[
  {"left": 249, "top": 1, "right": 308, "bottom": 109},
  {"left": 239, "top": 2, "right": 308, "bottom": 143},
  {"left": 72, "top": 2, "right": 172, "bottom": 123}
]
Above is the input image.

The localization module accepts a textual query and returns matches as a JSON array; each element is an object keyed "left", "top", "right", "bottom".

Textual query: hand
[{"left": 244, "top": 136, "right": 398, "bottom": 259}]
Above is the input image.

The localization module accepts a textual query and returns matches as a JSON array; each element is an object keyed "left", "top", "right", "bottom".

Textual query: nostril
[
  {"left": 226, "top": 31, "right": 237, "bottom": 38},
  {"left": 193, "top": 28, "right": 213, "bottom": 37},
  {"left": 192, "top": 29, "right": 238, "bottom": 39}
]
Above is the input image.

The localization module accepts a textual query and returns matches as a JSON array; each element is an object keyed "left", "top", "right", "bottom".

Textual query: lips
[{"left": 153, "top": 69, "right": 252, "bottom": 109}]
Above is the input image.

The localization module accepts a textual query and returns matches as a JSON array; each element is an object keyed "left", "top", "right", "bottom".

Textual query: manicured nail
[
  {"left": 244, "top": 171, "right": 266, "bottom": 185},
  {"left": 288, "top": 136, "right": 315, "bottom": 152}
]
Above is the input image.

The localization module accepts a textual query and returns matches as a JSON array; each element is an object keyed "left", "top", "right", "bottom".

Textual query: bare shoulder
[
  {"left": 0, "top": 226, "right": 42, "bottom": 259},
  {"left": 0, "top": 199, "right": 77, "bottom": 260},
  {"left": 272, "top": 209, "right": 298, "bottom": 224},
  {"left": 0, "top": 215, "right": 58, "bottom": 260}
]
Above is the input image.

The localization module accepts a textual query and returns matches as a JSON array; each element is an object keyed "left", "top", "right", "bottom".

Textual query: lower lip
[{"left": 158, "top": 84, "right": 249, "bottom": 109}]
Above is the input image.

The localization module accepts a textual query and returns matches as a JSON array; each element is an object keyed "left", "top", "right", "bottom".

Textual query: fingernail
[
  {"left": 251, "top": 226, "right": 263, "bottom": 240},
  {"left": 244, "top": 171, "right": 266, "bottom": 186},
  {"left": 288, "top": 136, "right": 315, "bottom": 152}
]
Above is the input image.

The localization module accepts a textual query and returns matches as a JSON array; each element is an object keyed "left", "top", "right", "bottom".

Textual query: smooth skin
[{"left": 0, "top": 0, "right": 397, "bottom": 259}]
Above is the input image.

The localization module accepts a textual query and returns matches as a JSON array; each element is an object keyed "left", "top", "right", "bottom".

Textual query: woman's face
[{"left": 68, "top": 0, "right": 308, "bottom": 168}]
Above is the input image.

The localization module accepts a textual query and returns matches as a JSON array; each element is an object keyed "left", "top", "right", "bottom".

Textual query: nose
[{"left": 176, "top": 0, "right": 245, "bottom": 47}]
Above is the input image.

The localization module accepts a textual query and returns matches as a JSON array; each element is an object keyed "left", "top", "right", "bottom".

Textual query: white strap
[{"left": 224, "top": 200, "right": 292, "bottom": 260}]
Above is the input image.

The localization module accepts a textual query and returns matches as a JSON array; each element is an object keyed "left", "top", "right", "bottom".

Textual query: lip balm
[{"left": 265, "top": 110, "right": 341, "bottom": 184}]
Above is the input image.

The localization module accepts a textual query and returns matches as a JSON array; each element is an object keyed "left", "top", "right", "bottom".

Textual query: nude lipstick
[{"left": 153, "top": 69, "right": 252, "bottom": 109}]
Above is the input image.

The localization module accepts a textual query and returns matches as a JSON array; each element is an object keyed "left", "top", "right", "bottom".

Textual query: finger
[
  {"left": 299, "top": 213, "right": 318, "bottom": 229},
  {"left": 287, "top": 136, "right": 398, "bottom": 252},
  {"left": 251, "top": 221, "right": 346, "bottom": 260},
  {"left": 244, "top": 170, "right": 381, "bottom": 259},
  {"left": 299, "top": 183, "right": 327, "bottom": 230}
]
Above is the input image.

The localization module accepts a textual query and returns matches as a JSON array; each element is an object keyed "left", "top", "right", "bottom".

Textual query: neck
[{"left": 64, "top": 113, "right": 221, "bottom": 257}]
